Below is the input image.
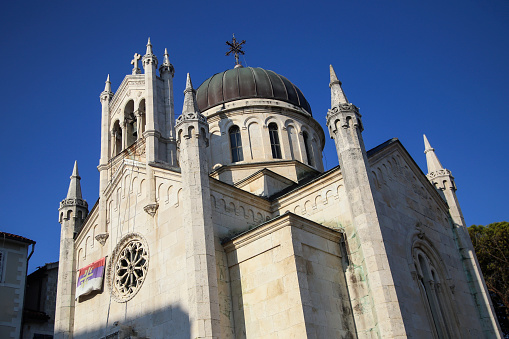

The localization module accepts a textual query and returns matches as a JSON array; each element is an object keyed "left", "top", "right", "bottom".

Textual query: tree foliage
[{"left": 469, "top": 221, "right": 509, "bottom": 336}]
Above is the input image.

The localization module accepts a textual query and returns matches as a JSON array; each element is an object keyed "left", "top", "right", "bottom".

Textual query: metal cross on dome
[{"left": 226, "top": 34, "right": 246, "bottom": 67}]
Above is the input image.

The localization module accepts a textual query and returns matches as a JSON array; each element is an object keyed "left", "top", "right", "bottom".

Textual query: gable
[{"left": 367, "top": 139, "right": 448, "bottom": 212}]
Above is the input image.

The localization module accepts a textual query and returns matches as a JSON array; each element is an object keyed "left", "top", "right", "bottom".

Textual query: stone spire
[
  {"left": 423, "top": 134, "right": 444, "bottom": 174},
  {"left": 159, "top": 48, "right": 175, "bottom": 76},
  {"left": 329, "top": 64, "right": 348, "bottom": 106},
  {"left": 100, "top": 74, "right": 114, "bottom": 102},
  {"left": 104, "top": 74, "right": 112, "bottom": 93},
  {"left": 176, "top": 73, "right": 206, "bottom": 128},
  {"left": 163, "top": 48, "right": 170, "bottom": 65},
  {"left": 145, "top": 37, "right": 153, "bottom": 56},
  {"left": 66, "top": 161, "right": 83, "bottom": 200},
  {"left": 182, "top": 73, "right": 200, "bottom": 115}
]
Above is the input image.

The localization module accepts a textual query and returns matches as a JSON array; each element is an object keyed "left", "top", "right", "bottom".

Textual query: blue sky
[{"left": 1, "top": 0, "right": 507, "bottom": 272}]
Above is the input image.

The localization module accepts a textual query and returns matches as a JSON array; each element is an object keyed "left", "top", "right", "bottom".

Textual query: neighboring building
[
  {"left": 54, "top": 39, "right": 502, "bottom": 338},
  {"left": 22, "top": 262, "right": 58, "bottom": 339},
  {"left": 0, "top": 232, "right": 35, "bottom": 339}
]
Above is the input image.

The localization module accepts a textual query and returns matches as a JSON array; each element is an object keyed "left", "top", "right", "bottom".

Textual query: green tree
[{"left": 469, "top": 221, "right": 509, "bottom": 336}]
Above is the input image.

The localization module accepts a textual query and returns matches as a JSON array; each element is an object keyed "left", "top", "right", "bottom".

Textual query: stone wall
[
  {"left": 224, "top": 214, "right": 356, "bottom": 338},
  {"left": 369, "top": 144, "right": 487, "bottom": 337},
  {"left": 72, "top": 166, "right": 190, "bottom": 338}
]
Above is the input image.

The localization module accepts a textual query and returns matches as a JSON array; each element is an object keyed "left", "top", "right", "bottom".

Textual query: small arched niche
[
  {"left": 137, "top": 99, "right": 146, "bottom": 138},
  {"left": 112, "top": 120, "right": 122, "bottom": 156},
  {"left": 124, "top": 100, "right": 136, "bottom": 147}
]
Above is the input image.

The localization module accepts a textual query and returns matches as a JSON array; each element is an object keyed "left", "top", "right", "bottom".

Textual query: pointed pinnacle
[
  {"left": 185, "top": 73, "right": 193, "bottom": 91},
  {"left": 71, "top": 160, "right": 80, "bottom": 178},
  {"left": 66, "top": 160, "right": 83, "bottom": 200},
  {"left": 423, "top": 134, "right": 433, "bottom": 152},
  {"left": 104, "top": 74, "right": 112, "bottom": 92},
  {"left": 163, "top": 48, "right": 170, "bottom": 65},
  {"left": 182, "top": 73, "right": 200, "bottom": 114},
  {"left": 146, "top": 37, "right": 153, "bottom": 55},
  {"left": 329, "top": 65, "right": 341, "bottom": 86},
  {"left": 330, "top": 64, "right": 348, "bottom": 106},
  {"left": 423, "top": 134, "right": 444, "bottom": 173}
]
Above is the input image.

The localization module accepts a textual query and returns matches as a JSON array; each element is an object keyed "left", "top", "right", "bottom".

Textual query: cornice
[
  {"left": 223, "top": 213, "right": 342, "bottom": 253},
  {"left": 209, "top": 177, "right": 272, "bottom": 211},
  {"left": 271, "top": 168, "right": 342, "bottom": 210}
]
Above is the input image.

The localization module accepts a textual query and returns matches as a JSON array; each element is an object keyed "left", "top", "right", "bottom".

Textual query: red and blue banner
[{"left": 76, "top": 257, "right": 106, "bottom": 299}]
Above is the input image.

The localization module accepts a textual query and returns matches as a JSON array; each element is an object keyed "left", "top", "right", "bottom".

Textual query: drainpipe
[{"left": 19, "top": 242, "right": 35, "bottom": 339}]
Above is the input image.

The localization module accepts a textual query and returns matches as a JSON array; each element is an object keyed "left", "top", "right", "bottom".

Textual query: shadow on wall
[{"left": 69, "top": 304, "right": 190, "bottom": 339}]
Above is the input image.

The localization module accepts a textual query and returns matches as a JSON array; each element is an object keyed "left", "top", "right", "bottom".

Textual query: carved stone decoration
[
  {"left": 175, "top": 111, "right": 208, "bottom": 126},
  {"left": 95, "top": 233, "right": 109, "bottom": 246},
  {"left": 107, "top": 233, "right": 149, "bottom": 303},
  {"left": 416, "top": 225, "right": 425, "bottom": 239},
  {"left": 60, "top": 198, "right": 88, "bottom": 209},
  {"left": 143, "top": 203, "right": 158, "bottom": 216},
  {"left": 426, "top": 169, "right": 452, "bottom": 180}
]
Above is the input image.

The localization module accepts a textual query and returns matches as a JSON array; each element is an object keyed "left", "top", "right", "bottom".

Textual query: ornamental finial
[
  {"left": 226, "top": 34, "right": 246, "bottom": 68},
  {"left": 146, "top": 37, "right": 153, "bottom": 55}
]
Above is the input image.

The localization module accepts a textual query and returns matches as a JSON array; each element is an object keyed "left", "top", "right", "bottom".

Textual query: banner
[{"left": 76, "top": 257, "right": 106, "bottom": 299}]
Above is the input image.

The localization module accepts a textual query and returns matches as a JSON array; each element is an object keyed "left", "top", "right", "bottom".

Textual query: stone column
[
  {"left": 98, "top": 76, "right": 113, "bottom": 236},
  {"left": 160, "top": 48, "right": 178, "bottom": 167},
  {"left": 326, "top": 65, "right": 404, "bottom": 337},
  {"left": 176, "top": 74, "right": 220, "bottom": 338},
  {"left": 142, "top": 38, "right": 159, "bottom": 215},
  {"left": 55, "top": 162, "right": 88, "bottom": 339}
]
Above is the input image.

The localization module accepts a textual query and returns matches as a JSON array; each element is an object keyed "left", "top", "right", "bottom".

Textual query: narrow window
[
  {"left": 229, "top": 126, "right": 243, "bottom": 163},
  {"left": 112, "top": 121, "right": 122, "bottom": 156},
  {"left": 268, "top": 123, "right": 282, "bottom": 159},
  {"left": 0, "top": 250, "right": 4, "bottom": 282},
  {"left": 303, "top": 131, "right": 314, "bottom": 166},
  {"left": 415, "top": 251, "right": 454, "bottom": 338}
]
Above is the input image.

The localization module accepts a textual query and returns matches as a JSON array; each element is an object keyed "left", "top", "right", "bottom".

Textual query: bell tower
[{"left": 96, "top": 39, "right": 177, "bottom": 223}]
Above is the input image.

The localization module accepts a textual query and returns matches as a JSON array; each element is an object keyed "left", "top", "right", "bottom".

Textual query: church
[{"left": 54, "top": 38, "right": 502, "bottom": 338}]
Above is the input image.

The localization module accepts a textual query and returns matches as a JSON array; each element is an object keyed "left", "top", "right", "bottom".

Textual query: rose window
[{"left": 108, "top": 233, "right": 149, "bottom": 302}]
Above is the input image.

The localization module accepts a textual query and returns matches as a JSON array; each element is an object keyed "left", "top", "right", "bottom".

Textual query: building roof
[
  {"left": 196, "top": 67, "right": 312, "bottom": 115},
  {"left": 0, "top": 231, "right": 36, "bottom": 245}
]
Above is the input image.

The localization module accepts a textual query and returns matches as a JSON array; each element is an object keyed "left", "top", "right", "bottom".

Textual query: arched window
[
  {"left": 229, "top": 126, "right": 243, "bottom": 163},
  {"left": 112, "top": 120, "right": 122, "bottom": 156},
  {"left": 268, "top": 123, "right": 282, "bottom": 159},
  {"left": 124, "top": 100, "right": 136, "bottom": 147},
  {"left": 414, "top": 248, "right": 456, "bottom": 338},
  {"left": 137, "top": 99, "right": 146, "bottom": 138},
  {"left": 303, "top": 131, "right": 314, "bottom": 166}
]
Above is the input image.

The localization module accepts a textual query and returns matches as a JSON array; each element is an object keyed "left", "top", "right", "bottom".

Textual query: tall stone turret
[
  {"left": 326, "top": 65, "right": 404, "bottom": 337},
  {"left": 159, "top": 48, "right": 177, "bottom": 167},
  {"left": 142, "top": 37, "right": 159, "bottom": 165},
  {"left": 141, "top": 38, "right": 160, "bottom": 216},
  {"left": 55, "top": 161, "right": 88, "bottom": 339},
  {"left": 175, "top": 74, "right": 220, "bottom": 339},
  {"left": 423, "top": 135, "right": 502, "bottom": 337},
  {"left": 423, "top": 134, "right": 465, "bottom": 227},
  {"left": 97, "top": 75, "right": 113, "bottom": 241}
]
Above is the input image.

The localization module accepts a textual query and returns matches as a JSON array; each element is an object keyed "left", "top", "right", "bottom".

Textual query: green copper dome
[{"left": 196, "top": 67, "right": 312, "bottom": 115}]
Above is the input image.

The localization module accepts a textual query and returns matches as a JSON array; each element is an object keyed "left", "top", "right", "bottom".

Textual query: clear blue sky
[{"left": 1, "top": 0, "right": 507, "bottom": 273}]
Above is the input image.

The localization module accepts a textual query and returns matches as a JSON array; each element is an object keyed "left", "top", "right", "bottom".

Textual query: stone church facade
[{"left": 54, "top": 39, "right": 502, "bottom": 338}]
